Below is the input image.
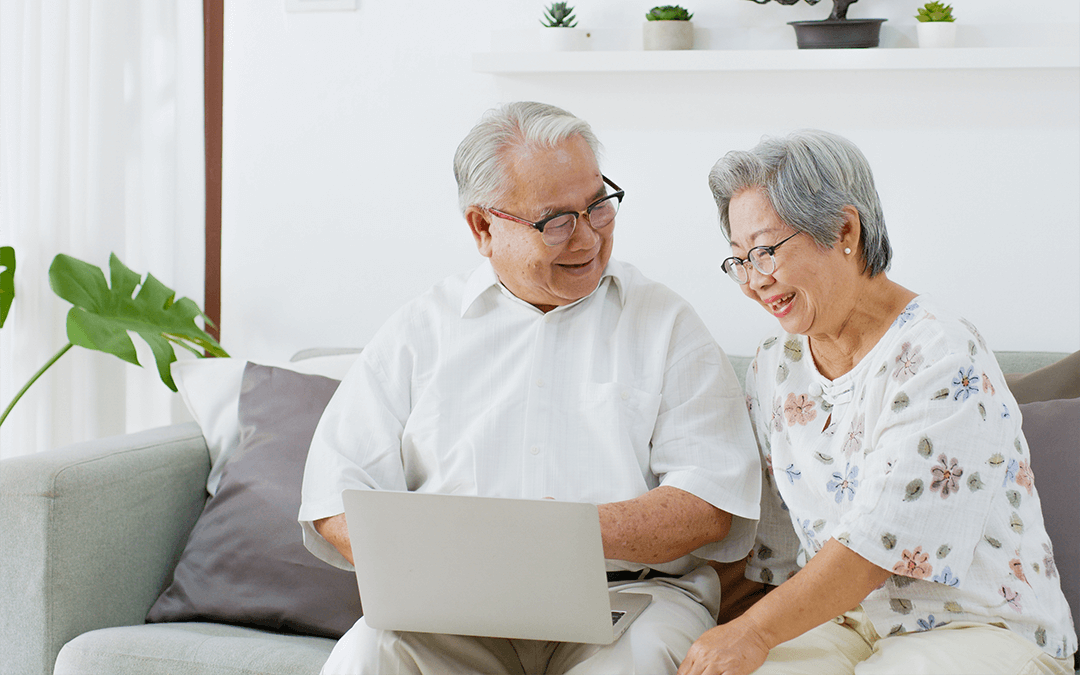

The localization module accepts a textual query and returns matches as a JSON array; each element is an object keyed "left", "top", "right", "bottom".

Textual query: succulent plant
[
  {"left": 541, "top": 2, "right": 578, "bottom": 27},
  {"left": 915, "top": 1, "right": 955, "bottom": 22},
  {"left": 646, "top": 5, "right": 694, "bottom": 21}
]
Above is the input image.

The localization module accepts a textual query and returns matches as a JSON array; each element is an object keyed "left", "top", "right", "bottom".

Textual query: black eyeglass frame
[
  {"left": 485, "top": 176, "right": 624, "bottom": 247},
  {"left": 721, "top": 231, "right": 801, "bottom": 284}
]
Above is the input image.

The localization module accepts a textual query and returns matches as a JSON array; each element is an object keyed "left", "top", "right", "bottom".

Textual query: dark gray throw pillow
[
  {"left": 1019, "top": 396, "right": 1080, "bottom": 638},
  {"left": 146, "top": 362, "right": 362, "bottom": 639}
]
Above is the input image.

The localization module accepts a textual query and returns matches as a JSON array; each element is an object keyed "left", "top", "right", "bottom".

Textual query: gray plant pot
[{"left": 788, "top": 18, "right": 886, "bottom": 49}]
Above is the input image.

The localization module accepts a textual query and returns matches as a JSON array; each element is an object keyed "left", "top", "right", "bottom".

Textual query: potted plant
[
  {"left": 745, "top": 0, "right": 887, "bottom": 49},
  {"left": 915, "top": 1, "right": 956, "bottom": 48},
  {"left": 539, "top": 2, "right": 589, "bottom": 51},
  {"left": 643, "top": 5, "right": 695, "bottom": 51}
]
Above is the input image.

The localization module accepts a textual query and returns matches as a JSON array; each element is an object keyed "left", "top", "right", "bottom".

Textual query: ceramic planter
[
  {"left": 643, "top": 21, "right": 694, "bottom": 50},
  {"left": 540, "top": 27, "right": 590, "bottom": 51},
  {"left": 916, "top": 22, "right": 957, "bottom": 48},
  {"left": 788, "top": 18, "right": 886, "bottom": 49}
]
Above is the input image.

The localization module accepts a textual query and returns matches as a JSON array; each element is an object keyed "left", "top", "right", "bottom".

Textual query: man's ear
[{"left": 465, "top": 206, "right": 494, "bottom": 258}]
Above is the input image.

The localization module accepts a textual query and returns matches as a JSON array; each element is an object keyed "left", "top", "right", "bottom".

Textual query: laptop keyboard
[{"left": 611, "top": 611, "right": 625, "bottom": 625}]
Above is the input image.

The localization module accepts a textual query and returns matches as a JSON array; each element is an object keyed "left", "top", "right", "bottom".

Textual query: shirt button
[
  {"left": 536, "top": 378, "right": 545, "bottom": 388},
  {"left": 621, "top": 390, "right": 630, "bottom": 400},
  {"left": 529, "top": 446, "right": 540, "bottom": 455},
  {"left": 809, "top": 383, "right": 823, "bottom": 397}
]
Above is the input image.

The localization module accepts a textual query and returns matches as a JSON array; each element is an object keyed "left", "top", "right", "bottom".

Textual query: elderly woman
[{"left": 679, "top": 130, "right": 1076, "bottom": 675}]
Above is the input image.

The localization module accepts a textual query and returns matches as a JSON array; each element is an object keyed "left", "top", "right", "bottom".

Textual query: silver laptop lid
[{"left": 342, "top": 490, "right": 635, "bottom": 644}]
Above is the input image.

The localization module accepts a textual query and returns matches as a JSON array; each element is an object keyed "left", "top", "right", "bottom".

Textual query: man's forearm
[
  {"left": 314, "top": 513, "right": 354, "bottom": 565},
  {"left": 598, "top": 486, "right": 732, "bottom": 564}
]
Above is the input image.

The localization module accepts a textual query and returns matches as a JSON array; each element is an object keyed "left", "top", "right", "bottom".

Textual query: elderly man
[{"left": 298, "top": 101, "right": 760, "bottom": 675}]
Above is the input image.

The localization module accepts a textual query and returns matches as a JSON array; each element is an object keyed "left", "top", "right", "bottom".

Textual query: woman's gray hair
[
  {"left": 708, "top": 129, "right": 892, "bottom": 277},
  {"left": 453, "top": 101, "right": 602, "bottom": 214}
]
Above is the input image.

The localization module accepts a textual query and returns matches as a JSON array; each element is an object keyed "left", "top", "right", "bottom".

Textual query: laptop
[{"left": 342, "top": 489, "right": 652, "bottom": 644}]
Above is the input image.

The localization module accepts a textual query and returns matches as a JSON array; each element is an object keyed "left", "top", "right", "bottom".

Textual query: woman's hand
[
  {"left": 677, "top": 616, "right": 772, "bottom": 675},
  {"left": 678, "top": 540, "right": 893, "bottom": 675}
]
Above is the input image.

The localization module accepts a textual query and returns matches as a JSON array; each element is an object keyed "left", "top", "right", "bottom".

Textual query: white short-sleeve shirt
[
  {"left": 744, "top": 295, "right": 1077, "bottom": 659},
  {"left": 299, "top": 259, "right": 761, "bottom": 575}
]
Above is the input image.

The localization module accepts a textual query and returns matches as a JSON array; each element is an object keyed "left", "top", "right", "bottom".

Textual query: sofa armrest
[{"left": 0, "top": 422, "right": 210, "bottom": 675}]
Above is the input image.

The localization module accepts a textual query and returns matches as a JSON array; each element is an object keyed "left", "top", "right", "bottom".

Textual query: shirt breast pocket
[{"left": 577, "top": 382, "right": 662, "bottom": 464}]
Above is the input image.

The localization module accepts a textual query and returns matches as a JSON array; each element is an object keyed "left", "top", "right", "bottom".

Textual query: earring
[{"left": 844, "top": 248, "right": 852, "bottom": 255}]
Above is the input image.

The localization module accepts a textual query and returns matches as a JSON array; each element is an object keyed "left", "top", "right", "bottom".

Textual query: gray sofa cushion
[
  {"left": 53, "top": 622, "right": 334, "bottom": 675},
  {"left": 146, "top": 363, "right": 362, "bottom": 639},
  {"left": 1006, "top": 351, "right": 1080, "bottom": 404},
  {"left": 1020, "top": 396, "right": 1080, "bottom": 637}
]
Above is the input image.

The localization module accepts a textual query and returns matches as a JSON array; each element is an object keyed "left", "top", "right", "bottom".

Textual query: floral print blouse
[{"left": 744, "top": 296, "right": 1077, "bottom": 659}]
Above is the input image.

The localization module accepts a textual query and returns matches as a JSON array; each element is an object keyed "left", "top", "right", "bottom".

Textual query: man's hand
[
  {"left": 314, "top": 513, "right": 353, "bottom": 565},
  {"left": 677, "top": 617, "right": 771, "bottom": 675},
  {"left": 598, "top": 486, "right": 732, "bottom": 563}
]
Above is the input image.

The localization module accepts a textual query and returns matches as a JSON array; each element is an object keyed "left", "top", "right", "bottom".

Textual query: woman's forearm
[
  {"left": 741, "top": 538, "right": 892, "bottom": 648},
  {"left": 679, "top": 539, "right": 893, "bottom": 675}
]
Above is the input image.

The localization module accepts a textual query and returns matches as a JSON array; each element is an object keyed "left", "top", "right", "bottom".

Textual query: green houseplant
[
  {"left": 0, "top": 247, "right": 14, "bottom": 329},
  {"left": 915, "top": 1, "right": 954, "bottom": 22},
  {"left": 539, "top": 2, "right": 589, "bottom": 51},
  {"left": 915, "top": 1, "right": 957, "bottom": 47},
  {"left": 646, "top": 5, "right": 692, "bottom": 21},
  {"left": 644, "top": 5, "right": 695, "bottom": 50},
  {"left": 540, "top": 2, "right": 577, "bottom": 27},
  {"left": 745, "top": 0, "right": 887, "bottom": 49},
  {"left": 0, "top": 249, "right": 228, "bottom": 428}
]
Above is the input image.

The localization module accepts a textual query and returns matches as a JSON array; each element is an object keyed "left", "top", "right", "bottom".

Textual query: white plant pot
[
  {"left": 643, "top": 21, "right": 694, "bottom": 50},
  {"left": 539, "top": 27, "right": 590, "bottom": 52},
  {"left": 916, "top": 22, "right": 957, "bottom": 48}
]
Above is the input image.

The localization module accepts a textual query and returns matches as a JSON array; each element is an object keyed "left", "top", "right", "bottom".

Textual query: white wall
[{"left": 221, "top": 0, "right": 1080, "bottom": 363}]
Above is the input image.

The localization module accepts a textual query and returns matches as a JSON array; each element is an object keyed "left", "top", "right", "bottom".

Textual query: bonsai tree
[
  {"left": 915, "top": 1, "right": 955, "bottom": 22},
  {"left": 745, "top": 0, "right": 860, "bottom": 22},
  {"left": 540, "top": 2, "right": 577, "bottom": 27},
  {"left": 646, "top": 5, "right": 693, "bottom": 21}
]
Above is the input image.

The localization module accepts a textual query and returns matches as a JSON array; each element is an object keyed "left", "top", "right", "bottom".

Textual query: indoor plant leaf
[
  {"left": 49, "top": 252, "right": 228, "bottom": 391},
  {"left": 0, "top": 246, "right": 13, "bottom": 328}
]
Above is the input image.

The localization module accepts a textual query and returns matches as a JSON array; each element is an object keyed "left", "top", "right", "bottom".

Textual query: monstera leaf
[
  {"left": 0, "top": 246, "right": 13, "bottom": 328},
  {"left": 49, "top": 253, "right": 228, "bottom": 391}
]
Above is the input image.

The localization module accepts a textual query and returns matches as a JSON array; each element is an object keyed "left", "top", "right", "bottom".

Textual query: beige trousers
[
  {"left": 753, "top": 607, "right": 1074, "bottom": 675},
  {"left": 320, "top": 565, "right": 720, "bottom": 675}
]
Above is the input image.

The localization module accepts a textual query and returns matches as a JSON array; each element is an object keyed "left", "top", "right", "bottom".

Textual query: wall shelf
[{"left": 473, "top": 46, "right": 1079, "bottom": 73}]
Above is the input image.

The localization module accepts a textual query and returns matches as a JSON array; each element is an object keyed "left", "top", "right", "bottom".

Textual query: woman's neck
[{"left": 808, "top": 275, "right": 917, "bottom": 380}]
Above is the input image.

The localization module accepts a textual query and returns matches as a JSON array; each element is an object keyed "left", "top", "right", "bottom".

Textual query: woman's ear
[
  {"left": 465, "top": 206, "right": 494, "bottom": 258},
  {"left": 838, "top": 205, "right": 862, "bottom": 256}
]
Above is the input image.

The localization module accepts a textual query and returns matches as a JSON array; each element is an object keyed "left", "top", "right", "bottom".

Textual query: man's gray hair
[
  {"left": 453, "top": 101, "right": 602, "bottom": 214},
  {"left": 708, "top": 129, "right": 892, "bottom": 277}
]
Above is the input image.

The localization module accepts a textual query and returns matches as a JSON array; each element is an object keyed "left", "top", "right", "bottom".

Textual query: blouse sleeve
[
  {"left": 743, "top": 351, "right": 803, "bottom": 586},
  {"left": 831, "top": 338, "right": 1015, "bottom": 587}
]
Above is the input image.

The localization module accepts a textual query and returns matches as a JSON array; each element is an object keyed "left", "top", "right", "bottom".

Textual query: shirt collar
[{"left": 460, "top": 259, "right": 628, "bottom": 317}]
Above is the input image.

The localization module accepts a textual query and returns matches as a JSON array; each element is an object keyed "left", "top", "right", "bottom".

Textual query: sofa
[{"left": 2, "top": 348, "right": 1077, "bottom": 675}]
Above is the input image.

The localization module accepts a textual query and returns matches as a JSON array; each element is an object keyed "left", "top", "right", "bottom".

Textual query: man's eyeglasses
[
  {"left": 720, "top": 232, "right": 800, "bottom": 284},
  {"left": 486, "top": 176, "right": 624, "bottom": 247}
]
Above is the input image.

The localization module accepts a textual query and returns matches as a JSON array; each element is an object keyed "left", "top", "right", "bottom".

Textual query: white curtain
[{"left": 0, "top": 1, "right": 206, "bottom": 459}]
